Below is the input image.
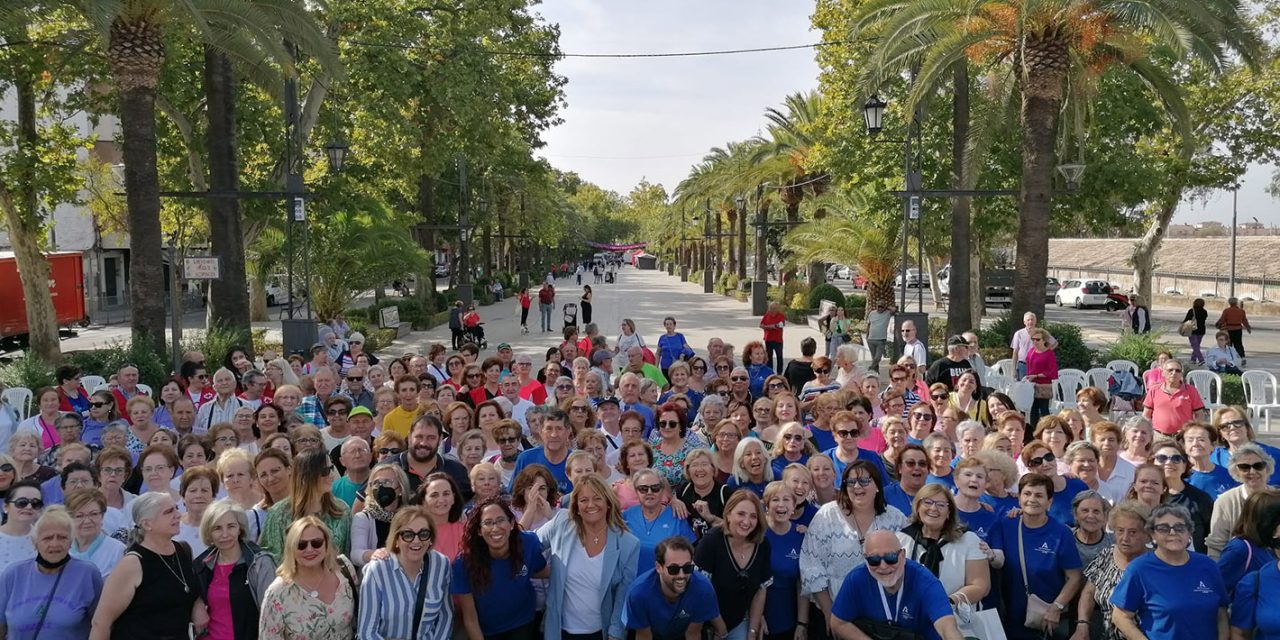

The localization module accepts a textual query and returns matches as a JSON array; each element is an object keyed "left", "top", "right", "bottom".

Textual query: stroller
[
  {"left": 604, "top": 270, "right": 615, "bottom": 284},
  {"left": 562, "top": 302, "right": 579, "bottom": 329},
  {"left": 462, "top": 307, "right": 488, "bottom": 349}
]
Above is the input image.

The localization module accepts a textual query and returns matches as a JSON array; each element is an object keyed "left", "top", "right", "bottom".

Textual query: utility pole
[{"left": 1229, "top": 186, "right": 1238, "bottom": 299}]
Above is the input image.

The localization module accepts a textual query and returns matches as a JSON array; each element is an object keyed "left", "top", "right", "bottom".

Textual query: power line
[{"left": 342, "top": 39, "right": 851, "bottom": 59}]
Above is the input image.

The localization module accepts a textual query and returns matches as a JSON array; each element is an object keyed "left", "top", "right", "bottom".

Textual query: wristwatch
[{"left": 1052, "top": 601, "right": 1067, "bottom": 612}]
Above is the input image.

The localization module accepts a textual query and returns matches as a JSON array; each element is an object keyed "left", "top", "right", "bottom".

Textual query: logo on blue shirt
[
  {"left": 900, "top": 606, "right": 913, "bottom": 621},
  {"left": 786, "top": 548, "right": 800, "bottom": 561},
  {"left": 1193, "top": 581, "right": 1214, "bottom": 594},
  {"left": 676, "top": 609, "right": 690, "bottom": 619},
  {"left": 1035, "top": 542, "right": 1054, "bottom": 554}
]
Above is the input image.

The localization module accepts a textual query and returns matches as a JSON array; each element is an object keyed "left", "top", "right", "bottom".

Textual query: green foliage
[
  {"left": 978, "top": 314, "right": 1016, "bottom": 349},
  {"left": 178, "top": 325, "right": 248, "bottom": 374},
  {"left": 1043, "top": 322, "right": 1096, "bottom": 372},
  {"left": 808, "top": 283, "right": 845, "bottom": 309},
  {"left": 782, "top": 279, "right": 810, "bottom": 306},
  {"left": 1096, "top": 332, "right": 1176, "bottom": 371},
  {"left": 844, "top": 293, "right": 867, "bottom": 318},
  {"left": 1220, "top": 374, "right": 1245, "bottom": 407},
  {"left": 62, "top": 339, "right": 169, "bottom": 387},
  {"left": 790, "top": 293, "right": 809, "bottom": 310},
  {"left": 0, "top": 356, "right": 53, "bottom": 390}
]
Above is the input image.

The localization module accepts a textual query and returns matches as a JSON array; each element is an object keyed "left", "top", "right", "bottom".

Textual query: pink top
[
  {"left": 612, "top": 480, "right": 640, "bottom": 511},
  {"left": 206, "top": 563, "right": 236, "bottom": 640},
  {"left": 856, "top": 425, "right": 888, "bottom": 454},
  {"left": 1025, "top": 347, "right": 1059, "bottom": 382},
  {"left": 434, "top": 520, "right": 465, "bottom": 560}
]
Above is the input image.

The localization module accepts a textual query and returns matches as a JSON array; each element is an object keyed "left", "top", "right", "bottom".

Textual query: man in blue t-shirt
[
  {"left": 830, "top": 531, "right": 964, "bottom": 640},
  {"left": 624, "top": 536, "right": 720, "bottom": 639},
  {"left": 512, "top": 409, "right": 574, "bottom": 495}
]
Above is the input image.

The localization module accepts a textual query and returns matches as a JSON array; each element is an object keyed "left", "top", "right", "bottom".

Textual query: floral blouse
[
  {"left": 258, "top": 575, "right": 356, "bottom": 640},
  {"left": 650, "top": 435, "right": 704, "bottom": 486}
]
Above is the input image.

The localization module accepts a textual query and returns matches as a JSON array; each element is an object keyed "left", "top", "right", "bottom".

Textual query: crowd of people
[{"left": 0, "top": 267, "right": 1275, "bottom": 640}]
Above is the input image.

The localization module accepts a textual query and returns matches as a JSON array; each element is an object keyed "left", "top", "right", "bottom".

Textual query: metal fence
[{"left": 1048, "top": 265, "right": 1277, "bottom": 301}]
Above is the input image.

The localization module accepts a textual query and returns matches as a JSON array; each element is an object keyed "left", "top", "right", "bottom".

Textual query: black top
[
  {"left": 782, "top": 359, "right": 816, "bottom": 395},
  {"left": 925, "top": 356, "right": 978, "bottom": 391},
  {"left": 1184, "top": 307, "right": 1209, "bottom": 336},
  {"left": 115, "top": 542, "right": 201, "bottom": 640},
  {"left": 674, "top": 481, "right": 732, "bottom": 540},
  {"left": 1167, "top": 484, "right": 1215, "bottom": 551},
  {"left": 694, "top": 528, "right": 772, "bottom": 630},
  {"left": 396, "top": 450, "right": 473, "bottom": 499}
]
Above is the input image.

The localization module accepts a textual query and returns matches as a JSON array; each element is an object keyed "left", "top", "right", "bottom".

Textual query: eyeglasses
[
  {"left": 899, "top": 459, "right": 928, "bottom": 469},
  {"left": 636, "top": 483, "right": 663, "bottom": 494},
  {"left": 467, "top": 373, "right": 482, "bottom": 379},
  {"left": 919, "top": 498, "right": 949, "bottom": 511},
  {"left": 658, "top": 420, "right": 681, "bottom": 429},
  {"left": 782, "top": 434, "right": 805, "bottom": 442},
  {"left": 556, "top": 385, "right": 573, "bottom": 391},
  {"left": 730, "top": 376, "right": 748, "bottom": 382},
  {"left": 347, "top": 377, "right": 364, "bottom": 383},
  {"left": 142, "top": 465, "right": 171, "bottom": 474},
  {"left": 1236, "top": 461, "right": 1268, "bottom": 473},
  {"left": 326, "top": 409, "right": 346, "bottom": 416},
  {"left": 1153, "top": 454, "right": 1186, "bottom": 465},
  {"left": 296, "top": 538, "right": 326, "bottom": 550},
  {"left": 378, "top": 447, "right": 402, "bottom": 456},
  {"left": 99, "top": 466, "right": 125, "bottom": 476},
  {"left": 570, "top": 405, "right": 588, "bottom": 412},
  {"left": 911, "top": 413, "right": 936, "bottom": 422},
  {"left": 215, "top": 436, "right": 238, "bottom": 445},
  {"left": 865, "top": 551, "right": 902, "bottom": 567},
  {"left": 767, "top": 382, "right": 786, "bottom": 389},
  {"left": 665, "top": 562, "right": 695, "bottom": 575},
  {"left": 496, "top": 437, "right": 520, "bottom": 445},
  {"left": 1028, "top": 452, "right": 1056, "bottom": 467},
  {"left": 89, "top": 401, "right": 112, "bottom": 408},
  {"left": 692, "top": 366, "right": 707, "bottom": 372},
  {"left": 295, "top": 437, "right": 321, "bottom": 445},
  {"left": 1153, "top": 523, "right": 1189, "bottom": 535},
  {"left": 1221, "top": 420, "right": 1248, "bottom": 431},
  {"left": 397, "top": 529, "right": 434, "bottom": 542},
  {"left": 715, "top": 365, "right": 731, "bottom": 371},
  {"left": 9, "top": 498, "right": 44, "bottom": 509},
  {"left": 480, "top": 516, "right": 509, "bottom": 528},
  {"left": 835, "top": 429, "right": 860, "bottom": 439},
  {"left": 931, "top": 394, "right": 947, "bottom": 401},
  {"left": 846, "top": 477, "right": 874, "bottom": 487},
  {"left": 754, "top": 407, "right": 772, "bottom": 414}
]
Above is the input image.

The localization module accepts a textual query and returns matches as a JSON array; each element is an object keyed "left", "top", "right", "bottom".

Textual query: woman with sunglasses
[
  {"left": 1211, "top": 406, "right": 1280, "bottom": 486},
  {"left": 1111, "top": 504, "right": 1227, "bottom": 640},
  {"left": 258, "top": 516, "right": 357, "bottom": 640},
  {"left": 351, "top": 462, "right": 411, "bottom": 567},
  {"left": 1208, "top": 443, "right": 1275, "bottom": 558},
  {"left": 801, "top": 460, "right": 908, "bottom": 627},
  {"left": 770, "top": 421, "right": 816, "bottom": 477},
  {"left": 453, "top": 497, "right": 548, "bottom": 639},
  {"left": 1023, "top": 439, "right": 1090, "bottom": 526},
  {"left": 906, "top": 402, "right": 938, "bottom": 445},
  {"left": 0, "top": 480, "right": 43, "bottom": 570},
  {"left": 651, "top": 403, "right": 699, "bottom": 486},
  {"left": 359, "top": 506, "right": 453, "bottom": 640},
  {"left": 1152, "top": 441, "right": 1214, "bottom": 551},
  {"left": 548, "top": 375, "right": 575, "bottom": 409},
  {"left": 258, "top": 449, "right": 351, "bottom": 563},
  {"left": 685, "top": 357, "right": 710, "bottom": 394},
  {"left": 82, "top": 390, "right": 118, "bottom": 446},
  {"left": 622, "top": 468, "right": 695, "bottom": 575},
  {"left": 1179, "top": 422, "right": 1237, "bottom": 500}
]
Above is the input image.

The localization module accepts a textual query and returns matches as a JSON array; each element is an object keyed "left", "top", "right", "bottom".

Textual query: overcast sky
[{"left": 533, "top": 0, "right": 1278, "bottom": 227}]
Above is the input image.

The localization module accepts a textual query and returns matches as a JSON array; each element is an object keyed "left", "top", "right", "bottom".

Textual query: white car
[
  {"left": 826, "top": 264, "right": 852, "bottom": 280},
  {"left": 1055, "top": 279, "right": 1111, "bottom": 309}
]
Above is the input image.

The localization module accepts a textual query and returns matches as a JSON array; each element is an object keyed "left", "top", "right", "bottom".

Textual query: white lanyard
[{"left": 878, "top": 579, "right": 904, "bottom": 623}]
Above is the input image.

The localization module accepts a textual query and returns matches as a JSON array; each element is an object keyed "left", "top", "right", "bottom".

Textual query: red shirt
[
  {"left": 1144, "top": 384, "right": 1205, "bottom": 435},
  {"left": 520, "top": 379, "right": 548, "bottom": 405},
  {"left": 538, "top": 288, "right": 555, "bottom": 304},
  {"left": 761, "top": 312, "right": 786, "bottom": 343},
  {"left": 519, "top": 292, "right": 531, "bottom": 309}
]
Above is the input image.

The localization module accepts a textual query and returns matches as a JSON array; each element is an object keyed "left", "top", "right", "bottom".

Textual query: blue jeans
[
  {"left": 539, "top": 303, "right": 553, "bottom": 331},
  {"left": 724, "top": 620, "right": 749, "bottom": 640},
  {"left": 1016, "top": 361, "right": 1027, "bottom": 379}
]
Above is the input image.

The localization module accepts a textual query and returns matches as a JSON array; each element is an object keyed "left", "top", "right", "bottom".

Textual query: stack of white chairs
[{"left": 1241, "top": 370, "right": 1280, "bottom": 432}]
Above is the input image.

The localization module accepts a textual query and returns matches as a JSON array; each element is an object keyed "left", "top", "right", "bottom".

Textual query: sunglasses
[
  {"left": 813, "top": 368, "right": 830, "bottom": 374},
  {"left": 866, "top": 551, "right": 902, "bottom": 567},
  {"left": 378, "top": 447, "right": 402, "bottom": 456},
  {"left": 570, "top": 405, "right": 588, "bottom": 412},
  {"left": 730, "top": 376, "right": 748, "bottom": 382},
  {"left": 397, "top": 529, "right": 433, "bottom": 543},
  {"left": 767, "top": 382, "right": 786, "bottom": 389},
  {"left": 296, "top": 538, "right": 326, "bottom": 550},
  {"left": 931, "top": 394, "right": 947, "bottom": 401},
  {"left": 715, "top": 365, "right": 731, "bottom": 371},
  {"left": 845, "top": 477, "right": 874, "bottom": 487},
  {"left": 1153, "top": 454, "right": 1186, "bottom": 465},
  {"left": 899, "top": 459, "right": 928, "bottom": 469},
  {"left": 835, "top": 429, "right": 860, "bottom": 439},
  {"left": 0, "top": 464, "right": 13, "bottom": 474},
  {"left": 692, "top": 366, "right": 707, "bottom": 372},
  {"left": 636, "top": 483, "right": 663, "bottom": 494},
  {"left": 90, "top": 401, "right": 112, "bottom": 408},
  {"left": 347, "top": 377, "right": 364, "bottom": 383},
  {"left": 782, "top": 434, "right": 805, "bottom": 442},
  {"left": 1153, "top": 523, "right": 1189, "bottom": 535},
  {"left": 1237, "top": 461, "right": 1268, "bottom": 473},
  {"left": 1221, "top": 420, "right": 1248, "bottom": 430},
  {"left": 911, "top": 413, "right": 936, "bottom": 422},
  {"left": 665, "top": 562, "right": 695, "bottom": 575},
  {"left": 9, "top": 498, "right": 43, "bottom": 509},
  {"left": 658, "top": 420, "right": 681, "bottom": 428},
  {"left": 467, "top": 373, "right": 482, "bottom": 378},
  {"left": 717, "top": 391, "right": 731, "bottom": 397},
  {"left": 496, "top": 437, "right": 520, "bottom": 445},
  {"left": 556, "top": 385, "right": 573, "bottom": 391},
  {"left": 1028, "top": 452, "right": 1056, "bottom": 466}
]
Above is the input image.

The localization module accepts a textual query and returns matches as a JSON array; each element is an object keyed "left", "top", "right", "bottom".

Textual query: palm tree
[
  {"left": 786, "top": 188, "right": 899, "bottom": 310},
  {"left": 677, "top": 139, "right": 769, "bottom": 284},
  {"left": 72, "top": 0, "right": 339, "bottom": 352},
  {"left": 849, "top": 0, "right": 1262, "bottom": 321}
]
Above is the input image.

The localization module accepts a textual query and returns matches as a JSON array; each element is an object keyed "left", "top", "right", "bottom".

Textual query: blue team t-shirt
[
  {"left": 883, "top": 482, "right": 917, "bottom": 516},
  {"left": 726, "top": 476, "right": 767, "bottom": 498},
  {"left": 925, "top": 472, "right": 956, "bottom": 491},
  {"left": 1048, "top": 477, "right": 1089, "bottom": 526},
  {"left": 1188, "top": 464, "right": 1238, "bottom": 500},
  {"left": 1218, "top": 538, "right": 1273, "bottom": 594},
  {"left": 980, "top": 493, "right": 1020, "bottom": 519},
  {"left": 764, "top": 523, "right": 805, "bottom": 634},
  {"left": 807, "top": 424, "right": 836, "bottom": 452},
  {"left": 623, "top": 568, "right": 719, "bottom": 638},
  {"left": 823, "top": 447, "right": 890, "bottom": 488},
  {"left": 511, "top": 446, "right": 572, "bottom": 495},
  {"left": 622, "top": 506, "right": 696, "bottom": 575},
  {"left": 770, "top": 453, "right": 809, "bottom": 479},
  {"left": 831, "top": 560, "right": 954, "bottom": 640},
  {"left": 1110, "top": 551, "right": 1228, "bottom": 640},
  {"left": 1230, "top": 560, "right": 1280, "bottom": 639},
  {"left": 957, "top": 504, "right": 1000, "bottom": 542},
  {"left": 990, "top": 517, "right": 1083, "bottom": 640},
  {"left": 449, "top": 531, "right": 547, "bottom": 635},
  {"left": 792, "top": 501, "right": 819, "bottom": 528}
]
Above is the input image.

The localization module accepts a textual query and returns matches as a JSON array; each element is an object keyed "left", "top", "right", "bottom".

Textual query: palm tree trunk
[
  {"left": 416, "top": 173, "right": 436, "bottom": 301},
  {"left": 1012, "top": 59, "right": 1064, "bottom": 323},
  {"left": 120, "top": 84, "right": 167, "bottom": 352},
  {"left": 203, "top": 46, "right": 250, "bottom": 345},
  {"left": 736, "top": 203, "right": 747, "bottom": 281},
  {"left": 724, "top": 209, "right": 734, "bottom": 277},
  {"left": 948, "top": 63, "right": 973, "bottom": 335}
]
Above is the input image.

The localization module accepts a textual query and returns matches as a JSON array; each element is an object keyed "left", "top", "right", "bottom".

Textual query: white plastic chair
[
  {"left": 1010, "top": 380, "right": 1035, "bottom": 414},
  {"left": 1055, "top": 370, "right": 1087, "bottom": 410},
  {"left": 1241, "top": 370, "right": 1280, "bottom": 432},
  {"left": 136, "top": 383, "right": 153, "bottom": 396},
  {"left": 2, "top": 387, "right": 32, "bottom": 421},
  {"left": 991, "top": 359, "right": 1016, "bottom": 379},
  {"left": 1085, "top": 368, "right": 1113, "bottom": 398},
  {"left": 80, "top": 375, "right": 107, "bottom": 393},
  {"left": 1186, "top": 370, "right": 1224, "bottom": 413},
  {"left": 985, "top": 373, "right": 1014, "bottom": 395},
  {"left": 1105, "top": 360, "right": 1139, "bottom": 378}
]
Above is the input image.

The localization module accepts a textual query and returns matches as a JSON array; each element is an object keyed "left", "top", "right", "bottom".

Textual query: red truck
[{"left": 0, "top": 252, "right": 88, "bottom": 349}]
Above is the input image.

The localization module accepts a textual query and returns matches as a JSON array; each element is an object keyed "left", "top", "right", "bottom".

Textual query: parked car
[
  {"left": 826, "top": 264, "right": 852, "bottom": 280},
  {"left": 1055, "top": 279, "right": 1112, "bottom": 309},
  {"left": 1045, "top": 277, "right": 1061, "bottom": 302},
  {"left": 433, "top": 263, "right": 450, "bottom": 278},
  {"left": 895, "top": 268, "right": 931, "bottom": 288}
]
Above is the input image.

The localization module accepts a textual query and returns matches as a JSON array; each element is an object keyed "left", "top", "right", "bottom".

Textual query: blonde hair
[
  {"left": 31, "top": 505, "right": 73, "bottom": 544},
  {"left": 267, "top": 358, "right": 300, "bottom": 386},
  {"left": 387, "top": 506, "right": 434, "bottom": 555},
  {"left": 568, "top": 475, "right": 626, "bottom": 545},
  {"left": 277, "top": 516, "right": 338, "bottom": 580},
  {"left": 908, "top": 484, "right": 966, "bottom": 542}
]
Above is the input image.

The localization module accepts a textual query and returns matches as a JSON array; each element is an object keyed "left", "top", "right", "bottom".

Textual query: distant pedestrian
[
  {"left": 760, "top": 302, "right": 786, "bottom": 372},
  {"left": 448, "top": 301, "right": 464, "bottom": 350},
  {"left": 1184, "top": 298, "right": 1208, "bottom": 365},
  {"left": 865, "top": 300, "right": 894, "bottom": 371},
  {"left": 581, "top": 285, "right": 594, "bottom": 325},
  {"left": 1128, "top": 295, "right": 1151, "bottom": 334},
  {"left": 1215, "top": 297, "right": 1252, "bottom": 366},
  {"left": 517, "top": 288, "right": 531, "bottom": 334},
  {"left": 538, "top": 284, "right": 555, "bottom": 333}
]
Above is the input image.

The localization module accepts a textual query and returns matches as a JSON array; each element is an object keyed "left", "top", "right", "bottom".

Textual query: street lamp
[
  {"left": 1057, "top": 163, "right": 1085, "bottom": 192},
  {"left": 863, "top": 95, "right": 887, "bottom": 136},
  {"left": 324, "top": 139, "right": 349, "bottom": 174}
]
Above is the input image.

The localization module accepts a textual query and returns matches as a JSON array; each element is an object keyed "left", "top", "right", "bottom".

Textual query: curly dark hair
[{"left": 460, "top": 496, "right": 524, "bottom": 592}]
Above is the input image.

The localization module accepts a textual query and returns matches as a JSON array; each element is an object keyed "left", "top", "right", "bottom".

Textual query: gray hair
[
  {"left": 922, "top": 432, "right": 954, "bottom": 455},
  {"left": 1146, "top": 503, "right": 1194, "bottom": 534},
  {"left": 1065, "top": 440, "right": 1101, "bottom": 464},
  {"left": 732, "top": 437, "right": 774, "bottom": 485},
  {"left": 639, "top": 378, "right": 659, "bottom": 395},
  {"left": 698, "top": 394, "right": 726, "bottom": 414},
  {"left": 129, "top": 491, "right": 176, "bottom": 544},
  {"left": 955, "top": 420, "right": 985, "bottom": 442},
  {"left": 1228, "top": 442, "right": 1276, "bottom": 482},
  {"left": 1071, "top": 490, "right": 1111, "bottom": 516},
  {"left": 200, "top": 499, "right": 249, "bottom": 546},
  {"left": 835, "top": 343, "right": 858, "bottom": 364},
  {"left": 31, "top": 505, "right": 73, "bottom": 544}
]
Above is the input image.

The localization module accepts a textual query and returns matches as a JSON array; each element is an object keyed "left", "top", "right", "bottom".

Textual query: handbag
[
  {"left": 1018, "top": 520, "right": 1064, "bottom": 637},
  {"left": 952, "top": 593, "right": 1006, "bottom": 640},
  {"left": 1178, "top": 320, "right": 1196, "bottom": 337},
  {"left": 1033, "top": 383, "right": 1054, "bottom": 400},
  {"left": 637, "top": 335, "right": 657, "bottom": 365}
]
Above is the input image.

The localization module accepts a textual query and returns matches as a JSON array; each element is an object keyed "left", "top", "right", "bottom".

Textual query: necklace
[
  {"left": 294, "top": 572, "right": 325, "bottom": 599},
  {"left": 156, "top": 548, "right": 190, "bottom": 593}
]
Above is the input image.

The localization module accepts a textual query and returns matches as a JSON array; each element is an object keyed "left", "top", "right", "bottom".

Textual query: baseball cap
[
  {"left": 348, "top": 406, "right": 374, "bottom": 419},
  {"left": 596, "top": 396, "right": 620, "bottom": 408},
  {"left": 947, "top": 335, "right": 968, "bottom": 347},
  {"left": 592, "top": 350, "right": 613, "bottom": 365},
  {"left": 496, "top": 342, "right": 512, "bottom": 351}
]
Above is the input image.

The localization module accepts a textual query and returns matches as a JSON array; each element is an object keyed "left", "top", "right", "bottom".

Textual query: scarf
[
  {"left": 364, "top": 500, "right": 396, "bottom": 523},
  {"left": 901, "top": 522, "right": 948, "bottom": 577}
]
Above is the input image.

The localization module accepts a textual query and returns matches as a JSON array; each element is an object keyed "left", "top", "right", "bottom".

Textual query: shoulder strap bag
[
  {"left": 30, "top": 563, "right": 67, "bottom": 640},
  {"left": 1018, "top": 519, "right": 1054, "bottom": 631},
  {"left": 411, "top": 552, "right": 432, "bottom": 639}
]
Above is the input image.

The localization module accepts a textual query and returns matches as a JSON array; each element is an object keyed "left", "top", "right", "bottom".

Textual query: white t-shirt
[
  {"left": 896, "top": 529, "right": 985, "bottom": 596},
  {"left": 561, "top": 539, "right": 605, "bottom": 633},
  {"left": 73, "top": 534, "right": 127, "bottom": 577},
  {"left": 175, "top": 522, "right": 207, "bottom": 557},
  {"left": 0, "top": 531, "right": 35, "bottom": 572}
]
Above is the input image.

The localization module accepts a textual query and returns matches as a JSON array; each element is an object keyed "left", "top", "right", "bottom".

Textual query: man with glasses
[
  {"left": 298, "top": 367, "right": 340, "bottom": 429},
  {"left": 623, "top": 536, "right": 720, "bottom": 640},
  {"left": 1143, "top": 358, "right": 1207, "bottom": 436},
  {"left": 591, "top": 350, "right": 615, "bottom": 395},
  {"left": 338, "top": 365, "right": 374, "bottom": 412},
  {"left": 898, "top": 321, "right": 927, "bottom": 367},
  {"left": 513, "top": 409, "right": 575, "bottom": 495},
  {"left": 331, "top": 430, "right": 372, "bottom": 507},
  {"left": 830, "top": 530, "right": 964, "bottom": 640},
  {"left": 237, "top": 370, "right": 268, "bottom": 410},
  {"left": 885, "top": 364, "right": 922, "bottom": 418},
  {"left": 925, "top": 336, "right": 980, "bottom": 392},
  {"left": 866, "top": 300, "right": 896, "bottom": 372}
]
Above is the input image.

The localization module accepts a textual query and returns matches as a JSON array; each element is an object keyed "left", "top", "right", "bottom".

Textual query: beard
[{"left": 872, "top": 570, "right": 901, "bottom": 590}]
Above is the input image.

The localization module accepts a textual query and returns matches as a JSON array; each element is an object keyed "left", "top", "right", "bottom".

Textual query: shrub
[
  {"left": 978, "top": 313, "right": 1016, "bottom": 349},
  {"left": 1096, "top": 332, "right": 1176, "bottom": 371},
  {"left": 182, "top": 324, "right": 251, "bottom": 371},
  {"left": 808, "top": 283, "right": 845, "bottom": 309},
  {"left": 1042, "top": 322, "right": 1096, "bottom": 371},
  {"left": 0, "top": 356, "right": 53, "bottom": 390},
  {"left": 63, "top": 338, "right": 169, "bottom": 387},
  {"left": 844, "top": 293, "right": 867, "bottom": 318},
  {"left": 1219, "top": 374, "right": 1245, "bottom": 406},
  {"left": 789, "top": 293, "right": 809, "bottom": 310},
  {"left": 782, "top": 279, "right": 809, "bottom": 306}
]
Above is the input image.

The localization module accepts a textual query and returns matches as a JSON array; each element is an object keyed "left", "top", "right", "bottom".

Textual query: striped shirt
[{"left": 358, "top": 550, "right": 453, "bottom": 640}]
